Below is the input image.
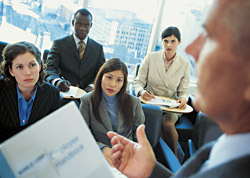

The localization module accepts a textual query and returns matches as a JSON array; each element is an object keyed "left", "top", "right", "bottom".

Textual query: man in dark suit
[
  {"left": 45, "top": 8, "right": 105, "bottom": 92},
  {"left": 107, "top": 0, "right": 250, "bottom": 177}
]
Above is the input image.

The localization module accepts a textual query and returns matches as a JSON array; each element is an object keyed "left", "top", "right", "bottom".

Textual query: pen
[
  {"left": 61, "top": 76, "right": 69, "bottom": 87},
  {"left": 145, "top": 88, "right": 152, "bottom": 94}
]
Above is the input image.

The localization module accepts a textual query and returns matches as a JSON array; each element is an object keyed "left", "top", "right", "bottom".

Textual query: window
[
  {"left": 0, "top": 0, "right": 214, "bottom": 87},
  {"left": 154, "top": 0, "right": 214, "bottom": 82}
]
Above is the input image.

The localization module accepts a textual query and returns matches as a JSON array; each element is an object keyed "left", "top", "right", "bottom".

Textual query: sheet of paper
[
  {"left": 60, "top": 86, "right": 78, "bottom": 97},
  {"left": 0, "top": 102, "right": 115, "bottom": 178},
  {"left": 147, "top": 96, "right": 180, "bottom": 108}
]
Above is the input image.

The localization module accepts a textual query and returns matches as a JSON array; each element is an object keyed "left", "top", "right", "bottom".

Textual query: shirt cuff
[
  {"left": 88, "top": 84, "right": 94, "bottom": 88},
  {"left": 101, "top": 146, "right": 107, "bottom": 152},
  {"left": 52, "top": 78, "right": 62, "bottom": 87},
  {"left": 135, "top": 86, "right": 144, "bottom": 97}
]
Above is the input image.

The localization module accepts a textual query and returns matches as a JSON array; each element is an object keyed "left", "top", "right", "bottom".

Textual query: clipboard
[{"left": 140, "top": 95, "right": 193, "bottom": 114}]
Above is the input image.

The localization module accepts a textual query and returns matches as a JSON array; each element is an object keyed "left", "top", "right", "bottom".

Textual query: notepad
[
  {"left": 147, "top": 96, "right": 180, "bottom": 108},
  {"left": 60, "top": 86, "right": 79, "bottom": 97},
  {"left": 60, "top": 86, "right": 86, "bottom": 99}
]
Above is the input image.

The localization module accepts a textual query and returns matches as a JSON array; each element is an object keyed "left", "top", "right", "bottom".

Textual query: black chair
[
  {"left": 142, "top": 104, "right": 181, "bottom": 173},
  {"left": 188, "top": 112, "right": 223, "bottom": 157}
]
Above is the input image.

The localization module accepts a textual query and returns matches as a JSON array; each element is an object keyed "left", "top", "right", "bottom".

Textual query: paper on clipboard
[
  {"left": 147, "top": 96, "right": 180, "bottom": 108},
  {"left": 60, "top": 86, "right": 79, "bottom": 98}
]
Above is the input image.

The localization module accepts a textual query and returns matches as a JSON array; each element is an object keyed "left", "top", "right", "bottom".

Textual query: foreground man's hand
[{"left": 107, "top": 125, "right": 156, "bottom": 178}]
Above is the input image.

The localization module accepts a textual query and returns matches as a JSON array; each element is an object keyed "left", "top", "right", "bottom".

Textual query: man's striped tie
[{"left": 78, "top": 41, "right": 85, "bottom": 59}]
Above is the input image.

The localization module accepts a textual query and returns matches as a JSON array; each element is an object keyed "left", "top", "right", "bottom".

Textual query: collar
[
  {"left": 16, "top": 84, "right": 37, "bottom": 103},
  {"left": 102, "top": 90, "right": 117, "bottom": 104},
  {"left": 206, "top": 132, "right": 250, "bottom": 170},
  {"left": 73, "top": 33, "right": 88, "bottom": 46},
  {"left": 163, "top": 51, "right": 177, "bottom": 63}
]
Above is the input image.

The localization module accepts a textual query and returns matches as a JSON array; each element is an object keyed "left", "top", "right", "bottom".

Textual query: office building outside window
[{"left": 0, "top": 0, "right": 214, "bottom": 87}]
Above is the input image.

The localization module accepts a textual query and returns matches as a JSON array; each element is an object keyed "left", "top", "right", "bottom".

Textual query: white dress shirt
[{"left": 203, "top": 132, "right": 250, "bottom": 171}]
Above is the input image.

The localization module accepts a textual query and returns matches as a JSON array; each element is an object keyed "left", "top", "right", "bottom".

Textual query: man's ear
[
  {"left": 9, "top": 67, "right": 15, "bottom": 77},
  {"left": 178, "top": 39, "right": 182, "bottom": 45},
  {"left": 72, "top": 19, "right": 74, "bottom": 26}
]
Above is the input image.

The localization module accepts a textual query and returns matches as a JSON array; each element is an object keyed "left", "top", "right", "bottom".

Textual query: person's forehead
[
  {"left": 75, "top": 13, "right": 91, "bottom": 22},
  {"left": 204, "top": 1, "right": 230, "bottom": 40},
  {"left": 13, "top": 52, "right": 36, "bottom": 62},
  {"left": 163, "top": 35, "right": 177, "bottom": 40}
]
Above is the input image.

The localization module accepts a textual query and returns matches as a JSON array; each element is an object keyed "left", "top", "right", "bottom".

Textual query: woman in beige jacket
[{"left": 134, "top": 26, "right": 191, "bottom": 156}]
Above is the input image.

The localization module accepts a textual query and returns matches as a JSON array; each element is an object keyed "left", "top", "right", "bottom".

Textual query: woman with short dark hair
[{"left": 134, "top": 26, "right": 191, "bottom": 156}]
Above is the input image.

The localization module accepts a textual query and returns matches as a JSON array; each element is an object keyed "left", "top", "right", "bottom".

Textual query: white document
[
  {"left": 0, "top": 102, "right": 126, "bottom": 178},
  {"left": 147, "top": 96, "right": 180, "bottom": 108},
  {"left": 60, "top": 86, "right": 79, "bottom": 97}
]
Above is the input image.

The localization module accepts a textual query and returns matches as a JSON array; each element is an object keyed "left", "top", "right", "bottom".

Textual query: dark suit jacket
[
  {"left": 80, "top": 92, "right": 145, "bottom": 149},
  {"left": 150, "top": 141, "right": 250, "bottom": 178},
  {"left": 0, "top": 80, "right": 61, "bottom": 143},
  {"left": 45, "top": 35, "right": 105, "bottom": 90}
]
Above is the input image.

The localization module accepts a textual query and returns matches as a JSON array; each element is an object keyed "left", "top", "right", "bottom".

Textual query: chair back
[
  {"left": 159, "top": 138, "right": 181, "bottom": 173},
  {"left": 142, "top": 104, "right": 181, "bottom": 173},
  {"left": 142, "top": 104, "right": 162, "bottom": 148},
  {"left": 188, "top": 112, "right": 223, "bottom": 157},
  {"left": 130, "top": 63, "right": 141, "bottom": 96}
]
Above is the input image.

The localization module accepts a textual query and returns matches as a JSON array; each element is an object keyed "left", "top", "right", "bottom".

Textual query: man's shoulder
[
  {"left": 54, "top": 35, "right": 72, "bottom": 43},
  {"left": 88, "top": 37, "right": 103, "bottom": 47},
  {"left": 191, "top": 154, "right": 250, "bottom": 178},
  {"left": 38, "top": 82, "right": 59, "bottom": 93}
]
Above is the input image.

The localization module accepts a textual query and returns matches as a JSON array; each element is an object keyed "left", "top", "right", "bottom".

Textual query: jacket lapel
[
  {"left": 81, "top": 38, "right": 92, "bottom": 62},
  {"left": 166, "top": 55, "right": 180, "bottom": 77},
  {"left": 67, "top": 35, "right": 80, "bottom": 60},
  {"left": 2, "top": 84, "right": 20, "bottom": 128},
  {"left": 117, "top": 111, "right": 124, "bottom": 132},
  {"left": 28, "top": 83, "right": 47, "bottom": 123},
  {"left": 154, "top": 51, "right": 169, "bottom": 88}
]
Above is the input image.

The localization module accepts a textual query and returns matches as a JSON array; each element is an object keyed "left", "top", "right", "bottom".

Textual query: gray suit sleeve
[{"left": 132, "top": 97, "right": 145, "bottom": 141}]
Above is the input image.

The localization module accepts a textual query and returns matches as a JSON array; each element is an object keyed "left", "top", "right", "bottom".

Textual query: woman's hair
[
  {"left": 161, "top": 26, "right": 181, "bottom": 42},
  {"left": 2, "top": 41, "right": 43, "bottom": 85},
  {"left": 92, "top": 58, "right": 133, "bottom": 129}
]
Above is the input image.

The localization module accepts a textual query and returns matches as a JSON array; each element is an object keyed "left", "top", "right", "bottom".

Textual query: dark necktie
[{"left": 78, "top": 41, "right": 85, "bottom": 59}]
